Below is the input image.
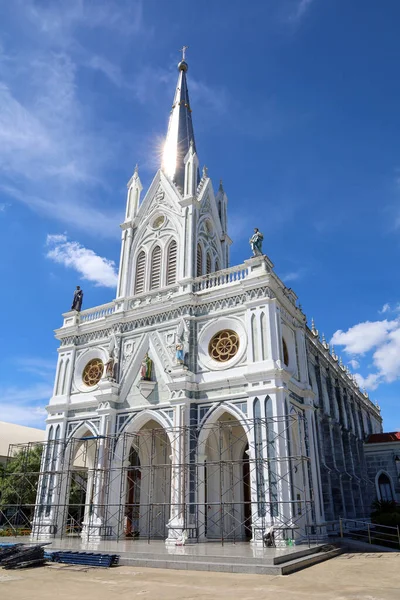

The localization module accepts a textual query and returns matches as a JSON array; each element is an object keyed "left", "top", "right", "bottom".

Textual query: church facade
[{"left": 32, "top": 55, "right": 383, "bottom": 546}]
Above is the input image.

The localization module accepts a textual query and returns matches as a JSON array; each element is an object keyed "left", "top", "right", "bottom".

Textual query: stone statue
[
  {"left": 249, "top": 228, "right": 264, "bottom": 257},
  {"left": 71, "top": 286, "right": 83, "bottom": 311},
  {"left": 104, "top": 332, "right": 119, "bottom": 380},
  {"left": 105, "top": 356, "right": 115, "bottom": 379},
  {"left": 176, "top": 343, "right": 184, "bottom": 365},
  {"left": 140, "top": 353, "right": 153, "bottom": 381}
]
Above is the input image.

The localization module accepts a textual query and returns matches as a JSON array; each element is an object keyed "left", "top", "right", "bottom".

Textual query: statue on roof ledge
[
  {"left": 249, "top": 228, "right": 264, "bottom": 257},
  {"left": 71, "top": 286, "right": 83, "bottom": 312}
]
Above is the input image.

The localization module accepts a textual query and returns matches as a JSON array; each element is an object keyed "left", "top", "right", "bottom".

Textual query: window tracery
[{"left": 208, "top": 329, "right": 239, "bottom": 362}]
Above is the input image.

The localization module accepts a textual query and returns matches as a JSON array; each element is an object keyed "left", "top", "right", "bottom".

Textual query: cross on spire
[{"left": 179, "top": 45, "right": 188, "bottom": 61}]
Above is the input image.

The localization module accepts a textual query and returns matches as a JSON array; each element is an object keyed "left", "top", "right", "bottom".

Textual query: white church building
[{"left": 31, "top": 53, "right": 382, "bottom": 546}]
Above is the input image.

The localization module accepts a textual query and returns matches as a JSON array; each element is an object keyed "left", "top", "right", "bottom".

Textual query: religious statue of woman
[
  {"left": 105, "top": 356, "right": 115, "bottom": 379},
  {"left": 71, "top": 285, "right": 84, "bottom": 311},
  {"left": 249, "top": 228, "right": 264, "bottom": 257},
  {"left": 176, "top": 343, "right": 184, "bottom": 365},
  {"left": 140, "top": 353, "right": 153, "bottom": 381}
]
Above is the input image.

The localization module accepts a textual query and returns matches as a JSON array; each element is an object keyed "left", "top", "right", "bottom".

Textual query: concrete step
[
  {"left": 117, "top": 546, "right": 342, "bottom": 575},
  {"left": 280, "top": 547, "right": 343, "bottom": 575},
  {"left": 47, "top": 543, "right": 324, "bottom": 567},
  {"left": 117, "top": 546, "right": 322, "bottom": 566},
  {"left": 118, "top": 556, "right": 284, "bottom": 575}
]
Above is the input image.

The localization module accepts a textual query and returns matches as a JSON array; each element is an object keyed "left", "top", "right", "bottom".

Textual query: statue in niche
[
  {"left": 71, "top": 286, "right": 83, "bottom": 311},
  {"left": 175, "top": 343, "right": 184, "bottom": 365},
  {"left": 175, "top": 318, "right": 189, "bottom": 368},
  {"left": 249, "top": 228, "right": 264, "bottom": 257},
  {"left": 104, "top": 332, "right": 119, "bottom": 381},
  {"left": 140, "top": 353, "right": 153, "bottom": 381},
  {"left": 105, "top": 356, "right": 115, "bottom": 379}
]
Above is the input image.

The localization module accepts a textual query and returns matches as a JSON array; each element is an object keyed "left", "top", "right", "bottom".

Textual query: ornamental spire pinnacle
[{"left": 162, "top": 46, "right": 198, "bottom": 191}]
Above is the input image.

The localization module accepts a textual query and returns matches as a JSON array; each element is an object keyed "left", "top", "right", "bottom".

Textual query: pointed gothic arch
[
  {"left": 197, "top": 242, "right": 203, "bottom": 277},
  {"left": 150, "top": 245, "right": 162, "bottom": 289},
  {"left": 197, "top": 403, "right": 251, "bottom": 541},
  {"left": 61, "top": 358, "right": 69, "bottom": 395},
  {"left": 282, "top": 338, "right": 289, "bottom": 367},
  {"left": 375, "top": 470, "right": 395, "bottom": 502},
  {"left": 55, "top": 361, "right": 63, "bottom": 396},
  {"left": 116, "top": 409, "right": 173, "bottom": 540},
  {"left": 135, "top": 250, "right": 146, "bottom": 294},
  {"left": 166, "top": 239, "right": 177, "bottom": 285},
  {"left": 206, "top": 252, "right": 212, "bottom": 275}
]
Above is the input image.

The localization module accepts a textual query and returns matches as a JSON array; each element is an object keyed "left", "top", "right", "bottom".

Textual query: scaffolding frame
[{"left": 0, "top": 414, "right": 316, "bottom": 545}]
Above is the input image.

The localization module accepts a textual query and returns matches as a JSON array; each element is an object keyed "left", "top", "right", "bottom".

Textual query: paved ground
[{"left": 1, "top": 553, "right": 400, "bottom": 600}]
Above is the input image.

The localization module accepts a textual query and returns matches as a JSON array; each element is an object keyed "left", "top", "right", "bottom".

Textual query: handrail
[{"left": 339, "top": 517, "right": 400, "bottom": 549}]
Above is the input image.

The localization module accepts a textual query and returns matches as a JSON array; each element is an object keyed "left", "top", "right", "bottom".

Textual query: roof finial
[
  {"left": 311, "top": 317, "right": 318, "bottom": 337},
  {"left": 180, "top": 45, "right": 188, "bottom": 61},
  {"left": 178, "top": 45, "right": 189, "bottom": 72},
  {"left": 134, "top": 163, "right": 139, "bottom": 175},
  {"left": 219, "top": 179, "right": 224, "bottom": 191}
]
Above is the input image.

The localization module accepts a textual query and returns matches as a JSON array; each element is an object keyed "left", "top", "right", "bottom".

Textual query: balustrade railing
[
  {"left": 79, "top": 302, "right": 116, "bottom": 323},
  {"left": 63, "top": 264, "right": 252, "bottom": 327},
  {"left": 193, "top": 264, "right": 249, "bottom": 292}
]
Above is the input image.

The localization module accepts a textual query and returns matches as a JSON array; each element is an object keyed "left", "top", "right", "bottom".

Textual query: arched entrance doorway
[
  {"left": 124, "top": 419, "right": 171, "bottom": 539},
  {"left": 65, "top": 429, "right": 97, "bottom": 537},
  {"left": 125, "top": 447, "right": 141, "bottom": 538},
  {"left": 201, "top": 410, "right": 251, "bottom": 541}
]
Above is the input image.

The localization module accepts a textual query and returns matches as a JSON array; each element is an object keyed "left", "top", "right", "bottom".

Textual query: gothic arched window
[
  {"left": 282, "top": 338, "right": 289, "bottom": 367},
  {"left": 215, "top": 260, "right": 220, "bottom": 272},
  {"left": 377, "top": 472, "right": 394, "bottom": 502},
  {"left": 166, "top": 240, "right": 177, "bottom": 285},
  {"left": 150, "top": 245, "right": 162, "bottom": 290},
  {"left": 134, "top": 250, "right": 146, "bottom": 294},
  {"left": 206, "top": 252, "right": 212, "bottom": 275},
  {"left": 197, "top": 243, "right": 203, "bottom": 277}
]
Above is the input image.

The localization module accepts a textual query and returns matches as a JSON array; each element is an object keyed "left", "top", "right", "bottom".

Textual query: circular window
[
  {"left": 152, "top": 215, "right": 165, "bottom": 229},
  {"left": 82, "top": 358, "right": 104, "bottom": 387},
  {"left": 208, "top": 330, "right": 239, "bottom": 363}
]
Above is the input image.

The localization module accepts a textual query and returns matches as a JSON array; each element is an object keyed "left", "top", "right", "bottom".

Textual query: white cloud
[
  {"left": 331, "top": 312, "right": 400, "bottom": 390},
  {"left": 353, "top": 373, "right": 380, "bottom": 391},
  {"left": 288, "top": 0, "right": 315, "bottom": 23},
  {"left": 1, "top": 185, "right": 121, "bottom": 238},
  {"left": 330, "top": 320, "right": 398, "bottom": 354},
  {"left": 86, "top": 54, "right": 124, "bottom": 87},
  {"left": 281, "top": 269, "right": 306, "bottom": 283},
  {"left": 348, "top": 359, "right": 360, "bottom": 370},
  {"left": 25, "top": 0, "right": 144, "bottom": 40},
  {"left": 46, "top": 234, "right": 118, "bottom": 288},
  {"left": 0, "top": 4, "right": 142, "bottom": 236},
  {"left": 379, "top": 303, "right": 391, "bottom": 314},
  {"left": 372, "top": 328, "right": 400, "bottom": 383},
  {"left": 0, "top": 383, "right": 52, "bottom": 428},
  {"left": 15, "top": 357, "right": 56, "bottom": 379}
]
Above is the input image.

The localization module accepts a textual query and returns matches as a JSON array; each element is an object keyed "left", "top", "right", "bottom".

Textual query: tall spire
[{"left": 162, "top": 47, "right": 198, "bottom": 191}]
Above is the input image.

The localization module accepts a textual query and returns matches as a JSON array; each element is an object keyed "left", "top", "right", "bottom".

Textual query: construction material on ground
[
  {"left": 0, "top": 543, "right": 46, "bottom": 569},
  {"left": 45, "top": 550, "right": 119, "bottom": 568}
]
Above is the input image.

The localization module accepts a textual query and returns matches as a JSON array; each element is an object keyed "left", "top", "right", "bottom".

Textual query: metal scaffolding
[{"left": 0, "top": 414, "right": 315, "bottom": 544}]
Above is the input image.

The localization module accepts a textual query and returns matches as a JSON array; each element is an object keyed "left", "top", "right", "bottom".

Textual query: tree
[{"left": 0, "top": 445, "right": 42, "bottom": 507}]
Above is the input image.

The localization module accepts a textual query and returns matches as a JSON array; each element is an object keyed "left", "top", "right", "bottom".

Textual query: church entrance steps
[
  {"left": 4, "top": 537, "right": 341, "bottom": 575},
  {"left": 111, "top": 545, "right": 342, "bottom": 575}
]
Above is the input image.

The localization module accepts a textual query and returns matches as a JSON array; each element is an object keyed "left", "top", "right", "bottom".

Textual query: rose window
[
  {"left": 82, "top": 358, "right": 104, "bottom": 387},
  {"left": 208, "top": 330, "right": 239, "bottom": 363}
]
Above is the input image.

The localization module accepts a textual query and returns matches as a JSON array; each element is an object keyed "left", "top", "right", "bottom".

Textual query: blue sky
[{"left": 0, "top": 0, "right": 399, "bottom": 431}]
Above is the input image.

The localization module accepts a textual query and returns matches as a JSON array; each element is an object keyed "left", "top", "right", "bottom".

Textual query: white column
[{"left": 166, "top": 403, "right": 186, "bottom": 545}]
